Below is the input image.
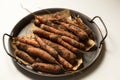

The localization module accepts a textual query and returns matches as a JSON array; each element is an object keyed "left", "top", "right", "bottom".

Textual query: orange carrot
[
  {"left": 59, "top": 22, "right": 88, "bottom": 41},
  {"left": 58, "top": 55, "right": 73, "bottom": 70},
  {"left": 61, "top": 36, "right": 85, "bottom": 50},
  {"left": 35, "top": 35, "right": 58, "bottom": 58},
  {"left": 33, "top": 27, "right": 82, "bottom": 54},
  {"left": 75, "top": 17, "right": 95, "bottom": 39},
  {"left": 15, "top": 49, "right": 35, "bottom": 64},
  {"left": 15, "top": 41, "right": 58, "bottom": 64},
  {"left": 16, "top": 37, "right": 39, "bottom": 47},
  {"left": 32, "top": 62, "right": 63, "bottom": 74},
  {"left": 40, "top": 24, "right": 79, "bottom": 41},
  {"left": 42, "top": 38, "right": 76, "bottom": 64}
]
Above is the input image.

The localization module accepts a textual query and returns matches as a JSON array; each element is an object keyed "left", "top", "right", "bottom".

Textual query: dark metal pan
[{"left": 3, "top": 8, "right": 107, "bottom": 77}]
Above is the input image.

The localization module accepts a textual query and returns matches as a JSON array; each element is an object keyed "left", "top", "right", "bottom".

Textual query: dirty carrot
[
  {"left": 61, "top": 36, "right": 85, "bottom": 50},
  {"left": 59, "top": 22, "right": 89, "bottom": 41},
  {"left": 33, "top": 27, "right": 82, "bottom": 54},
  {"left": 16, "top": 37, "right": 39, "bottom": 47},
  {"left": 15, "top": 41, "right": 58, "bottom": 64},
  {"left": 40, "top": 24, "right": 79, "bottom": 41},
  {"left": 58, "top": 55, "right": 73, "bottom": 70},
  {"left": 75, "top": 17, "right": 95, "bottom": 39},
  {"left": 42, "top": 38, "right": 76, "bottom": 64},
  {"left": 14, "top": 49, "right": 35, "bottom": 64},
  {"left": 35, "top": 35, "right": 58, "bottom": 58},
  {"left": 32, "top": 62, "right": 63, "bottom": 74}
]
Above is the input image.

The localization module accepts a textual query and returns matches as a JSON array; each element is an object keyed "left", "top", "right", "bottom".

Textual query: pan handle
[
  {"left": 90, "top": 16, "right": 108, "bottom": 48},
  {"left": 3, "top": 33, "right": 18, "bottom": 62}
]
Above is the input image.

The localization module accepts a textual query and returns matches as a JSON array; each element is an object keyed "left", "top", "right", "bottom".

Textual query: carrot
[
  {"left": 40, "top": 24, "right": 79, "bottom": 41},
  {"left": 58, "top": 55, "right": 73, "bottom": 70},
  {"left": 33, "top": 27, "right": 61, "bottom": 42},
  {"left": 35, "top": 16, "right": 48, "bottom": 24},
  {"left": 32, "top": 62, "right": 63, "bottom": 74},
  {"left": 33, "top": 27, "right": 82, "bottom": 54},
  {"left": 15, "top": 41, "right": 58, "bottom": 64},
  {"left": 14, "top": 49, "right": 35, "bottom": 64},
  {"left": 35, "top": 35, "right": 58, "bottom": 58},
  {"left": 34, "top": 10, "right": 70, "bottom": 25},
  {"left": 34, "top": 14, "right": 63, "bottom": 25},
  {"left": 59, "top": 17, "right": 78, "bottom": 26},
  {"left": 33, "top": 27, "right": 52, "bottom": 39},
  {"left": 16, "top": 37, "right": 39, "bottom": 47},
  {"left": 16, "top": 35, "right": 59, "bottom": 58},
  {"left": 59, "top": 22, "right": 89, "bottom": 41},
  {"left": 42, "top": 38, "right": 76, "bottom": 64},
  {"left": 57, "top": 37, "right": 82, "bottom": 54},
  {"left": 46, "top": 21, "right": 68, "bottom": 31},
  {"left": 75, "top": 17, "right": 84, "bottom": 26},
  {"left": 61, "top": 36, "right": 85, "bottom": 50},
  {"left": 48, "top": 34, "right": 82, "bottom": 54},
  {"left": 75, "top": 17, "right": 95, "bottom": 39}
]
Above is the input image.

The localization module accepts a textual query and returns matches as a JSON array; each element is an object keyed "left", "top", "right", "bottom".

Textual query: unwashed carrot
[
  {"left": 59, "top": 22, "right": 88, "bottom": 41},
  {"left": 75, "top": 17, "right": 95, "bottom": 40},
  {"left": 33, "top": 27, "right": 82, "bottom": 54},
  {"left": 42, "top": 38, "right": 76, "bottom": 64},
  {"left": 58, "top": 55, "right": 73, "bottom": 70},
  {"left": 32, "top": 62, "right": 63, "bottom": 74},
  {"left": 40, "top": 24, "right": 79, "bottom": 41},
  {"left": 15, "top": 41, "right": 58, "bottom": 64},
  {"left": 14, "top": 49, "right": 35, "bottom": 64},
  {"left": 35, "top": 35, "right": 58, "bottom": 58},
  {"left": 61, "top": 36, "right": 85, "bottom": 50},
  {"left": 16, "top": 37, "right": 39, "bottom": 47}
]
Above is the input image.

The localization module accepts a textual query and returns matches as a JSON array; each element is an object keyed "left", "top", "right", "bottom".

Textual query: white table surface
[{"left": 0, "top": 0, "right": 120, "bottom": 80}]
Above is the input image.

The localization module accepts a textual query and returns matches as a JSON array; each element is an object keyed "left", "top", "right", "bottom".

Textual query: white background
[{"left": 0, "top": 0, "right": 120, "bottom": 80}]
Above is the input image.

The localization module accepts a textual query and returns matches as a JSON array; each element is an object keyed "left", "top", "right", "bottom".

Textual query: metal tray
[{"left": 3, "top": 8, "right": 107, "bottom": 78}]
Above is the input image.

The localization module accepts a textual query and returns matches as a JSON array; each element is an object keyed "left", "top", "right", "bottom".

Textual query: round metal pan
[{"left": 3, "top": 8, "right": 108, "bottom": 77}]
